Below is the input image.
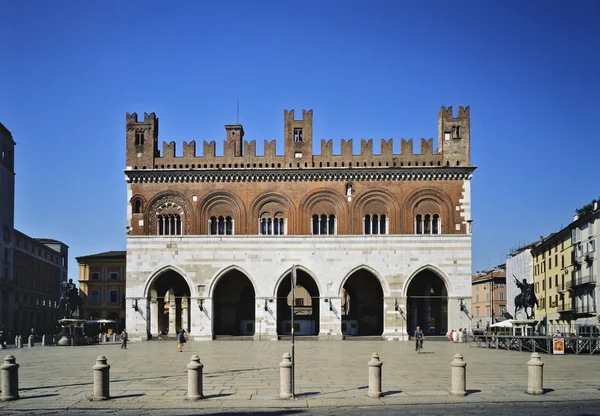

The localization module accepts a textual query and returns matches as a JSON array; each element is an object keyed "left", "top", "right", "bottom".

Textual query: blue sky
[{"left": 1, "top": 0, "right": 599, "bottom": 280}]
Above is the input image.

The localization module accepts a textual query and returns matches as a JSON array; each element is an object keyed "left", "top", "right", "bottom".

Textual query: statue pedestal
[{"left": 57, "top": 318, "right": 87, "bottom": 346}]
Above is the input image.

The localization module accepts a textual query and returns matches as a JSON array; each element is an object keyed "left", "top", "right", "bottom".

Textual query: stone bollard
[
  {"left": 17, "top": 336, "right": 22, "bottom": 348},
  {"left": 1, "top": 355, "right": 20, "bottom": 401},
  {"left": 450, "top": 353, "right": 467, "bottom": 396},
  {"left": 92, "top": 356, "right": 110, "bottom": 400},
  {"left": 41, "top": 335, "right": 46, "bottom": 346},
  {"left": 28, "top": 335, "right": 34, "bottom": 348},
  {"left": 527, "top": 352, "right": 544, "bottom": 395},
  {"left": 279, "top": 352, "right": 292, "bottom": 399},
  {"left": 368, "top": 352, "right": 382, "bottom": 398},
  {"left": 186, "top": 355, "right": 204, "bottom": 400}
]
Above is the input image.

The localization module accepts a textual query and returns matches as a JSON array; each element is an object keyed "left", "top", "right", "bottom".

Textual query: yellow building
[
  {"left": 77, "top": 251, "right": 126, "bottom": 329},
  {"left": 532, "top": 227, "right": 574, "bottom": 335}
]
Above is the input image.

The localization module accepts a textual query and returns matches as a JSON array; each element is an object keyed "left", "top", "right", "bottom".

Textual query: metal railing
[
  {"left": 574, "top": 304, "right": 597, "bottom": 314},
  {"left": 557, "top": 301, "right": 573, "bottom": 313},
  {"left": 471, "top": 334, "right": 600, "bottom": 355},
  {"left": 571, "top": 274, "right": 597, "bottom": 287}
]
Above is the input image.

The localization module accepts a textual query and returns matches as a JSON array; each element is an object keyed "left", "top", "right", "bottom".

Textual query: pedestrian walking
[
  {"left": 177, "top": 329, "right": 186, "bottom": 352},
  {"left": 158, "top": 329, "right": 164, "bottom": 341},
  {"left": 121, "top": 329, "right": 128, "bottom": 349}
]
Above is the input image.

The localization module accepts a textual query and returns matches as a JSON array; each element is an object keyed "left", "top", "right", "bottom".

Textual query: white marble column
[
  {"left": 181, "top": 296, "right": 189, "bottom": 332},
  {"left": 150, "top": 289, "right": 158, "bottom": 337},
  {"left": 168, "top": 289, "right": 176, "bottom": 335}
]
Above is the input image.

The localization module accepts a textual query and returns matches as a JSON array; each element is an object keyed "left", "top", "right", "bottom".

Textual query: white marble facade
[{"left": 125, "top": 234, "right": 473, "bottom": 341}]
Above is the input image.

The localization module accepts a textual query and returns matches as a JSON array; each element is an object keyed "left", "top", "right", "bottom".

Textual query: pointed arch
[
  {"left": 273, "top": 265, "right": 322, "bottom": 298},
  {"left": 402, "top": 264, "right": 452, "bottom": 297},
  {"left": 207, "top": 265, "right": 258, "bottom": 297},
  {"left": 338, "top": 265, "right": 390, "bottom": 297},
  {"left": 142, "top": 264, "right": 194, "bottom": 298}
]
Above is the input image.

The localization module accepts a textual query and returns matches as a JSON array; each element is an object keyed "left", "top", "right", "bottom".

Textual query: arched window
[
  {"left": 209, "top": 216, "right": 233, "bottom": 235},
  {"left": 415, "top": 214, "right": 423, "bottom": 234},
  {"left": 312, "top": 214, "right": 336, "bottom": 235},
  {"left": 415, "top": 213, "right": 441, "bottom": 234},
  {"left": 133, "top": 199, "right": 142, "bottom": 214},
  {"left": 259, "top": 215, "right": 286, "bottom": 235},
  {"left": 157, "top": 214, "right": 181, "bottom": 236},
  {"left": 365, "top": 214, "right": 387, "bottom": 235},
  {"left": 432, "top": 214, "right": 440, "bottom": 234}
]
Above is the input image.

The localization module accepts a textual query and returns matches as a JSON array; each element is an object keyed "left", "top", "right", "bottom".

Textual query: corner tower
[
  {"left": 439, "top": 106, "right": 470, "bottom": 166},
  {"left": 284, "top": 109, "right": 313, "bottom": 165},
  {"left": 126, "top": 112, "right": 159, "bottom": 169}
]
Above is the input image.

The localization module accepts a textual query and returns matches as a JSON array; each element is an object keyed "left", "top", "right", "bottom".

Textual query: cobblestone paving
[{"left": 0, "top": 339, "right": 599, "bottom": 411}]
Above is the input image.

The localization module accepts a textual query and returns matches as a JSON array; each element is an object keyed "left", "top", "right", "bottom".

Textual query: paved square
[{"left": 1, "top": 339, "right": 599, "bottom": 411}]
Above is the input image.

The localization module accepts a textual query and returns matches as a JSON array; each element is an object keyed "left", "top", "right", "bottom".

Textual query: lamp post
[{"left": 490, "top": 270, "right": 494, "bottom": 326}]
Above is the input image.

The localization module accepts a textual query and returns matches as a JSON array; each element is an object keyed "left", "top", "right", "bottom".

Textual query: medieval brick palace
[{"left": 124, "top": 107, "right": 475, "bottom": 341}]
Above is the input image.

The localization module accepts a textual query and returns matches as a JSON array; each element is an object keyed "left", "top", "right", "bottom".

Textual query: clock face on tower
[{"left": 2, "top": 225, "right": 10, "bottom": 243}]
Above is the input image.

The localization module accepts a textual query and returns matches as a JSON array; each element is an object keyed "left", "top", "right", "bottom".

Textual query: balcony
[
  {"left": 571, "top": 274, "right": 597, "bottom": 288},
  {"left": 557, "top": 301, "right": 573, "bottom": 313},
  {"left": 573, "top": 304, "right": 597, "bottom": 315}
]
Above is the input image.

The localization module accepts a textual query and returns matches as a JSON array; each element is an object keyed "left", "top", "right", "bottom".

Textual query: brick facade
[{"left": 125, "top": 107, "right": 475, "bottom": 341}]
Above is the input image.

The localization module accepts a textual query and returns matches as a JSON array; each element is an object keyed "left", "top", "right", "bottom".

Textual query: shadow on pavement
[
  {"left": 382, "top": 390, "right": 402, "bottom": 396},
  {"left": 19, "top": 393, "right": 60, "bottom": 400},
  {"left": 466, "top": 389, "right": 482, "bottom": 395},
  {"left": 112, "top": 393, "right": 145, "bottom": 399}
]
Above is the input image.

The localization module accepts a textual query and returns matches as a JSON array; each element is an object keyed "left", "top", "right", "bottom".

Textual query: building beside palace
[
  {"left": 506, "top": 240, "right": 539, "bottom": 320},
  {"left": 532, "top": 229, "right": 575, "bottom": 335},
  {"left": 124, "top": 107, "right": 475, "bottom": 341},
  {"left": 0, "top": 122, "right": 69, "bottom": 336},
  {"left": 77, "top": 251, "right": 126, "bottom": 328},
  {"left": 471, "top": 266, "right": 506, "bottom": 330}
]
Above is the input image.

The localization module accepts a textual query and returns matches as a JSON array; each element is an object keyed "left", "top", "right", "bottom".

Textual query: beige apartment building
[
  {"left": 471, "top": 266, "right": 506, "bottom": 330},
  {"left": 77, "top": 251, "right": 126, "bottom": 329},
  {"left": 532, "top": 227, "right": 575, "bottom": 335}
]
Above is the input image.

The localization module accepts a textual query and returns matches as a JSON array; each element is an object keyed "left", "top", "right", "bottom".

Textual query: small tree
[{"left": 575, "top": 197, "right": 599, "bottom": 217}]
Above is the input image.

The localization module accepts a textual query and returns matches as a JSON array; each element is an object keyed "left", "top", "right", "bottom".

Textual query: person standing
[
  {"left": 177, "top": 329, "right": 186, "bottom": 352},
  {"left": 121, "top": 329, "right": 128, "bottom": 349},
  {"left": 158, "top": 329, "right": 164, "bottom": 341}
]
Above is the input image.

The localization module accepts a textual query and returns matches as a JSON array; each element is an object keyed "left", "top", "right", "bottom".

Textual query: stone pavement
[{"left": 0, "top": 339, "right": 599, "bottom": 411}]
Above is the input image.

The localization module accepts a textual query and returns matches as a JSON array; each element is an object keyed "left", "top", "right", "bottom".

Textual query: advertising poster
[{"left": 553, "top": 337, "right": 565, "bottom": 355}]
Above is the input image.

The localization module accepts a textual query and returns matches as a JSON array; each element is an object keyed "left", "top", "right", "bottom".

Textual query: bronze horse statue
[
  {"left": 58, "top": 279, "right": 82, "bottom": 318},
  {"left": 514, "top": 276, "right": 538, "bottom": 319}
]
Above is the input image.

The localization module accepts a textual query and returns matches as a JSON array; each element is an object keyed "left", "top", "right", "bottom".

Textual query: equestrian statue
[
  {"left": 514, "top": 275, "right": 538, "bottom": 319},
  {"left": 57, "top": 278, "right": 82, "bottom": 318}
]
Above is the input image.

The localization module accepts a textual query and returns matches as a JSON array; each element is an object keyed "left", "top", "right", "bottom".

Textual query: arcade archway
[
  {"left": 341, "top": 269, "right": 384, "bottom": 336},
  {"left": 213, "top": 270, "right": 255, "bottom": 336},
  {"left": 407, "top": 269, "right": 448, "bottom": 336},
  {"left": 277, "top": 269, "right": 320, "bottom": 335},
  {"left": 149, "top": 269, "right": 191, "bottom": 337}
]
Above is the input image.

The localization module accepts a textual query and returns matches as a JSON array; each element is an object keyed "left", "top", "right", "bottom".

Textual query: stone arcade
[{"left": 124, "top": 107, "right": 475, "bottom": 341}]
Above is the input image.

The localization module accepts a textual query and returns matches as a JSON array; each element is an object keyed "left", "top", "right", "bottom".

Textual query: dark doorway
[
  {"left": 277, "top": 269, "right": 320, "bottom": 335},
  {"left": 151, "top": 269, "right": 191, "bottom": 336},
  {"left": 407, "top": 269, "right": 448, "bottom": 336},
  {"left": 341, "top": 269, "right": 384, "bottom": 336},
  {"left": 213, "top": 270, "right": 255, "bottom": 336}
]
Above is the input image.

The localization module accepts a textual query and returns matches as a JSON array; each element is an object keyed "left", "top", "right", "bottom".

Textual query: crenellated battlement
[{"left": 126, "top": 107, "right": 470, "bottom": 170}]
